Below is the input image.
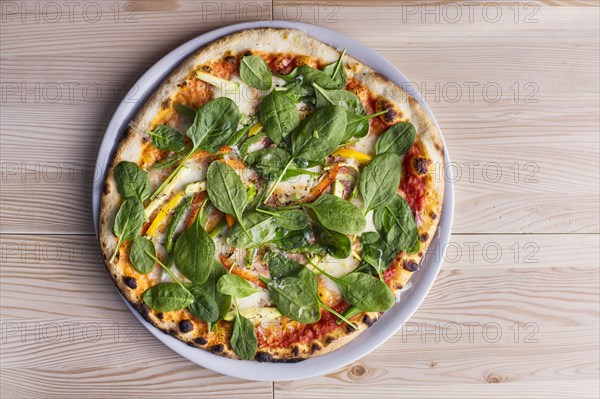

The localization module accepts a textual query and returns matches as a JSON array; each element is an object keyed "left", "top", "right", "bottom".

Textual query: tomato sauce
[
  {"left": 257, "top": 301, "right": 350, "bottom": 348},
  {"left": 401, "top": 144, "right": 427, "bottom": 213}
]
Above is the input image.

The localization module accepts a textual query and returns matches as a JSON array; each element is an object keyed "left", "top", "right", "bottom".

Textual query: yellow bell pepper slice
[
  {"left": 146, "top": 192, "right": 184, "bottom": 238},
  {"left": 331, "top": 148, "right": 372, "bottom": 165},
  {"left": 195, "top": 71, "right": 239, "bottom": 93},
  {"left": 248, "top": 122, "right": 264, "bottom": 137}
]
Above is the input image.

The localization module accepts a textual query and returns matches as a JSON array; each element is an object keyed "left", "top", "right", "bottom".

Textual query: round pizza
[{"left": 99, "top": 28, "right": 445, "bottom": 361}]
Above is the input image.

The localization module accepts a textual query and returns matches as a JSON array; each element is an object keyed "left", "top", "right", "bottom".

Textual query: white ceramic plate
[{"left": 93, "top": 20, "right": 454, "bottom": 381}]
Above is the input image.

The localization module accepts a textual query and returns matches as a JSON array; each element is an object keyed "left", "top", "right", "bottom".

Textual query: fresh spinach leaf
[
  {"left": 227, "top": 211, "right": 278, "bottom": 249},
  {"left": 291, "top": 105, "right": 348, "bottom": 162},
  {"left": 342, "top": 110, "right": 390, "bottom": 142},
  {"left": 206, "top": 161, "right": 248, "bottom": 232},
  {"left": 186, "top": 284, "right": 220, "bottom": 323},
  {"left": 165, "top": 195, "right": 193, "bottom": 253},
  {"left": 217, "top": 274, "right": 261, "bottom": 298},
  {"left": 312, "top": 222, "right": 352, "bottom": 259},
  {"left": 187, "top": 97, "right": 242, "bottom": 153},
  {"left": 373, "top": 194, "right": 420, "bottom": 253},
  {"left": 172, "top": 102, "right": 196, "bottom": 119},
  {"left": 150, "top": 97, "right": 241, "bottom": 200},
  {"left": 142, "top": 282, "right": 194, "bottom": 312},
  {"left": 359, "top": 153, "right": 402, "bottom": 213},
  {"left": 227, "top": 120, "right": 254, "bottom": 147},
  {"left": 257, "top": 208, "right": 308, "bottom": 231},
  {"left": 360, "top": 231, "right": 397, "bottom": 276},
  {"left": 267, "top": 276, "right": 321, "bottom": 323},
  {"left": 129, "top": 236, "right": 155, "bottom": 274},
  {"left": 244, "top": 147, "right": 291, "bottom": 178},
  {"left": 173, "top": 212, "right": 215, "bottom": 284},
  {"left": 261, "top": 105, "right": 347, "bottom": 203},
  {"left": 231, "top": 311, "right": 257, "bottom": 360},
  {"left": 110, "top": 197, "right": 145, "bottom": 262},
  {"left": 304, "top": 194, "right": 366, "bottom": 235},
  {"left": 278, "top": 65, "right": 340, "bottom": 89},
  {"left": 313, "top": 264, "right": 394, "bottom": 312},
  {"left": 258, "top": 91, "right": 300, "bottom": 144},
  {"left": 270, "top": 229, "right": 313, "bottom": 252},
  {"left": 198, "top": 261, "right": 231, "bottom": 326},
  {"left": 281, "top": 165, "right": 322, "bottom": 181},
  {"left": 147, "top": 124, "right": 186, "bottom": 152},
  {"left": 313, "top": 84, "right": 365, "bottom": 115},
  {"left": 240, "top": 55, "right": 272, "bottom": 90},
  {"left": 148, "top": 145, "right": 192, "bottom": 171},
  {"left": 375, "top": 122, "right": 416, "bottom": 156},
  {"left": 266, "top": 252, "right": 305, "bottom": 279},
  {"left": 276, "top": 81, "right": 314, "bottom": 102},
  {"left": 336, "top": 272, "right": 395, "bottom": 312},
  {"left": 321, "top": 49, "right": 347, "bottom": 87},
  {"left": 114, "top": 161, "right": 151, "bottom": 201},
  {"left": 238, "top": 132, "right": 267, "bottom": 158}
]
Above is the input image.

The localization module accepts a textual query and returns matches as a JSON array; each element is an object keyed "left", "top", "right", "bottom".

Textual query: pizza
[{"left": 99, "top": 28, "right": 445, "bottom": 362}]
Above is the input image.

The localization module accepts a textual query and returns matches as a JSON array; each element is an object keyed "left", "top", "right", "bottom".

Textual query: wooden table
[{"left": 1, "top": 1, "right": 598, "bottom": 397}]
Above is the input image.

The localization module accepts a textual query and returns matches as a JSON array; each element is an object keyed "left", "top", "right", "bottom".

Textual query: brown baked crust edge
[{"left": 98, "top": 27, "right": 445, "bottom": 362}]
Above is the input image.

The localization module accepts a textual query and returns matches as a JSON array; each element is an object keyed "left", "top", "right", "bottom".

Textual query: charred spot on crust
[
  {"left": 291, "top": 345, "right": 299, "bottom": 357},
  {"left": 102, "top": 183, "right": 110, "bottom": 195},
  {"left": 139, "top": 303, "right": 150, "bottom": 320},
  {"left": 156, "top": 312, "right": 164, "bottom": 320},
  {"left": 346, "top": 323, "right": 357, "bottom": 334},
  {"left": 178, "top": 81, "right": 188, "bottom": 88},
  {"left": 161, "top": 98, "right": 171, "bottom": 110},
  {"left": 376, "top": 98, "right": 403, "bottom": 124},
  {"left": 404, "top": 260, "right": 419, "bottom": 272},
  {"left": 194, "top": 337, "right": 207, "bottom": 345},
  {"left": 224, "top": 55, "right": 236, "bottom": 64},
  {"left": 325, "top": 336, "right": 335, "bottom": 344},
  {"left": 244, "top": 50, "right": 252, "bottom": 56},
  {"left": 413, "top": 157, "right": 432, "bottom": 175},
  {"left": 310, "top": 343, "right": 321, "bottom": 354},
  {"left": 255, "top": 352, "right": 273, "bottom": 362},
  {"left": 179, "top": 320, "right": 193, "bottom": 333},
  {"left": 209, "top": 344, "right": 224, "bottom": 353},
  {"left": 421, "top": 233, "right": 429, "bottom": 242},
  {"left": 363, "top": 315, "right": 375, "bottom": 327},
  {"left": 123, "top": 276, "right": 137, "bottom": 289},
  {"left": 201, "top": 65, "right": 211, "bottom": 73},
  {"left": 430, "top": 211, "right": 437, "bottom": 220}
]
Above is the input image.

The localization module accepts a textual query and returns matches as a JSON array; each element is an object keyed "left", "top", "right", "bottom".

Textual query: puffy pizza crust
[{"left": 99, "top": 28, "right": 445, "bottom": 362}]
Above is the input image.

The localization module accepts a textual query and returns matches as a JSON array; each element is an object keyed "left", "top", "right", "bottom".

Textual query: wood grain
[
  {"left": 1, "top": 1, "right": 598, "bottom": 398},
  {"left": 1, "top": 3, "right": 598, "bottom": 234},
  {"left": 1, "top": 233, "right": 597, "bottom": 398}
]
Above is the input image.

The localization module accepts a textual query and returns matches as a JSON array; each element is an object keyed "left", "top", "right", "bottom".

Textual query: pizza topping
[
  {"left": 239, "top": 55, "right": 273, "bottom": 90},
  {"left": 403, "top": 260, "right": 419, "bottom": 272},
  {"left": 413, "top": 156, "right": 432, "bottom": 175},
  {"left": 401, "top": 144, "right": 428, "bottom": 213},
  {"left": 375, "top": 122, "right": 417, "bottom": 157},
  {"left": 109, "top": 47, "right": 433, "bottom": 360},
  {"left": 123, "top": 276, "right": 137, "bottom": 289},
  {"left": 147, "top": 124, "right": 187, "bottom": 153}
]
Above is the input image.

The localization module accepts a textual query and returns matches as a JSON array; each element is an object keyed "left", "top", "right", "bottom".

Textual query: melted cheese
[
  {"left": 350, "top": 132, "right": 378, "bottom": 155},
  {"left": 320, "top": 254, "right": 361, "bottom": 278},
  {"left": 212, "top": 74, "right": 260, "bottom": 116}
]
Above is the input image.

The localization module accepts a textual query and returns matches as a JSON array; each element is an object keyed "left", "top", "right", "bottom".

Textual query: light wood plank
[
  {"left": 1, "top": 231, "right": 597, "bottom": 397},
  {"left": 274, "top": 326, "right": 599, "bottom": 399},
  {"left": 1, "top": 4, "right": 598, "bottom": 234}
]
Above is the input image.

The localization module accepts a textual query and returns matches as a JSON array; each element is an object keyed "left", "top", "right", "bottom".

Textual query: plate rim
[{"left": 92, "top": 20, "right": 454, "bottom": 381}]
